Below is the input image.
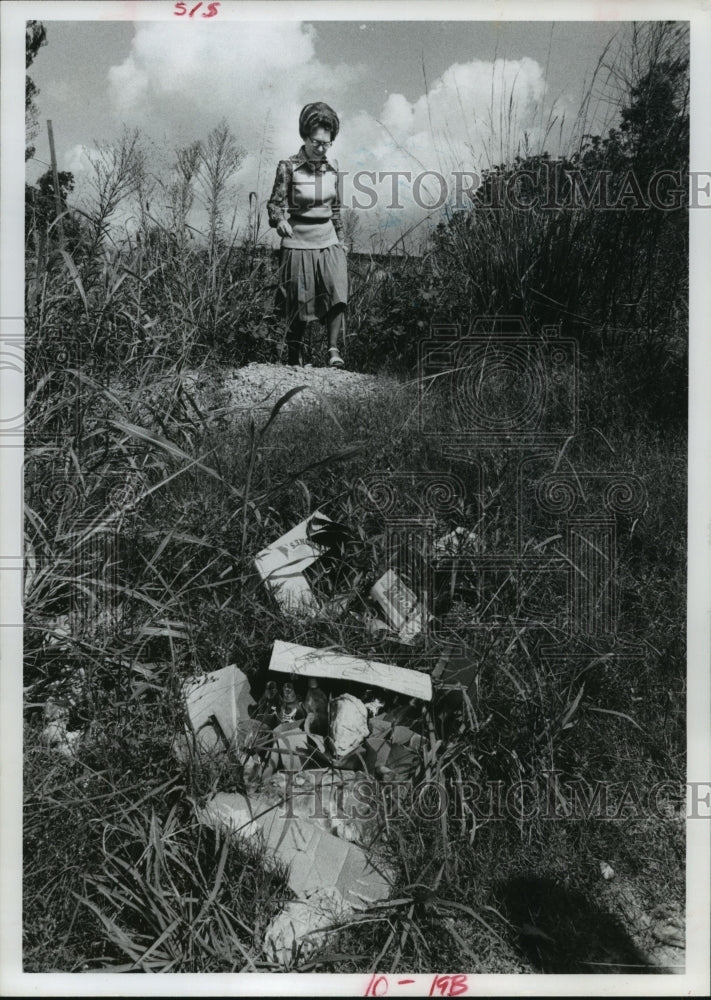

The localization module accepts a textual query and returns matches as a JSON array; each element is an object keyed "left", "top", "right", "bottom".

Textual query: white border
[{"left": 2, "top": 1, "right": 709, "bottom": 996}]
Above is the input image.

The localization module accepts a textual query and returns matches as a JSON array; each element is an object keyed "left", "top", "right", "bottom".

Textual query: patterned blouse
[{"left": 267, "top": 146, "right": 344, "bottom": 249}]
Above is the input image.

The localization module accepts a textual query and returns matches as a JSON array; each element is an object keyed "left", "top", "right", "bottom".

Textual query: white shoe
[{"left": 328, "top": 347, "right": 345, "bottom": 369}]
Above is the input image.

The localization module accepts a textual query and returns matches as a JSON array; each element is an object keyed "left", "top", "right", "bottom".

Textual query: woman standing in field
[{"left": 267, "top": 102, "right": 348, "bottom": 369}]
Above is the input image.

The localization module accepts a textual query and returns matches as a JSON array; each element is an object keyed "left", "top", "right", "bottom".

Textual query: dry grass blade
[
  {"left": 110, "top": 418, "right": 242, "bottom": 497},
  {"left": 129, "top": 916, "right": 182, "bottom": 971},
  {"left": 74, "top": 893, "right": 145, "bottom": 963},
  {"left": 60, "top": 250, "right": 89, "bottom": 315},
  {"left": 586, "top": 705, "right": 644, "bottom": 731},
  {"left": 278, "top": 442, "right": 366, "bottom": 484},
  {"left": 437, "top": 899, "right": 509, "bottom": 946},
  {"left": 259, "top": 385, "right": 308, "bottom": 438}
]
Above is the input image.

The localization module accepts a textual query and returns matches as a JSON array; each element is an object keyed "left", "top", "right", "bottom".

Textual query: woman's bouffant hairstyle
[{"left": 299, "top": 102, "right": 340, "bottom": 142}]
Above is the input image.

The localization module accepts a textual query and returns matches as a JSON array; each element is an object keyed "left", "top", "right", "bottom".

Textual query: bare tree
[
  {"left": 84, "top": 128, "right": 146, "bottom": 254},
  {"left": 165, "top": 141, "right": 201, "bottom": 250},
  {"left": 195, "top": 120, "right": 244, "bottom": 258}
]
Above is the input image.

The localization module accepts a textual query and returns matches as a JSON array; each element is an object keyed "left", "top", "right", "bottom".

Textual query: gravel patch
[
  {"left": 214, "top": 362, "right": 403, "bottom": 419},
  {"left": 108, "top": 362, "right": 406, "bottom": 431}
]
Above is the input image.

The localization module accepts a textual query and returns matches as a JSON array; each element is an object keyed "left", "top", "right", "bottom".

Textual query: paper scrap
[
  {"left": 254, "top": 512, "right": 330, "bottom": 616},
  {"left": 370, "top": 569, "right": 425, "bottom": 643},
  {"left": 329, "top": 694, "right": 369, "bottom": 758},
  {"left": 269, "top": 640, "right": 433, "bottom": 701}
]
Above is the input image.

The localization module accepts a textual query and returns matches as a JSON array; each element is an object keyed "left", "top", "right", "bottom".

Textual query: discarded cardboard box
[
  {"left": 183, "top": 664, "right": 256, "bottom": 753},
  {"left": 432, "top": 648, "right": 481, "bottom": 721},
  {"left": 269, "top": 723, "right": 321, "bottom": 772},
  {"left": 364, "top": 721, "right": 423, "bottom": 780},
  {"left": 199, "top": 791, "right": 392, "bottom": 905},
  {"left": 250, "top": 769, "right": 382, "bottom": 846},
  {"left": 269, "top": 640, "right": 433, "bottom": 702},
  {"left": 254, "top": 511, "right": 331, "bottom": 616},
  {"left": 370, "top": 569, "right": 425, "bottom": 643},
  {"left": 198, "top": 790, "right": 393, "bottom": 961},
  {"left": 432, "top": 647, "right": 479, "bottom": 691}
]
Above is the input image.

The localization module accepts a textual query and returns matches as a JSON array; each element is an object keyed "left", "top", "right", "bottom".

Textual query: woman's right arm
[{"left": 267, "top": 161, "right": 293, "bottom": 238}]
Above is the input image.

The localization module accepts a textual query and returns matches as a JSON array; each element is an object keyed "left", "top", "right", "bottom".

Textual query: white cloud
[
  {"left": 107, "top": 22, "right": 359, "bottom": 153},
  {"left": 334, "top": 55, "right": 553, "bottom": 248},
  {"left": 65, "top": 143, "right": 97, "bottom": 176},
  {"left": 98, "top": 26, "right": 556, "bottom": 251},
  {"left": 102, "top": 21, "right": 366, "bottom": 241}
]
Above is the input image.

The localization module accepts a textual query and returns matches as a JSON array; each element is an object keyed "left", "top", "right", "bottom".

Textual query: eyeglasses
[{"left": 308, "top": 138, "right": 332, "bottom": 149}]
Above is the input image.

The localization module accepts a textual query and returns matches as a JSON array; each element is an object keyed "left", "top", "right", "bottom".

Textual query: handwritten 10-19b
[{"left": 365, "top": 974, "right": 470, "bottom": 996}]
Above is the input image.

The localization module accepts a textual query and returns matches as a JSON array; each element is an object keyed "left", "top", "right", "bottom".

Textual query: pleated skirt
[{"left": 276, "top": 244, "right": 348, "bottom": 323}]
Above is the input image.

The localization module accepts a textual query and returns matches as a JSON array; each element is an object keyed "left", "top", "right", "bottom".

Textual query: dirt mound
[{"left": 216, "top": 362, "right": 402, "bottom": 418}]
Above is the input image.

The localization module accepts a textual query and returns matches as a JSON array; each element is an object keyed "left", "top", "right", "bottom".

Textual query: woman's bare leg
[
  {"left": 326, "top": 303, "right": 345, "bottom": 351},
  {"left": 286, "top": 317, "right": 306, "bottom": 365}
]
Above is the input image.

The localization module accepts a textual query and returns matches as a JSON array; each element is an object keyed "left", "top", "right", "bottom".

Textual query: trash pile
[
  {"left": 183, "top": 643, "right": 433, "bottom": 962},
  {"left": 179, "top": 510, "right": 466, "bottom": 963},
  {"left": 33, "top": 507, "right": 481, "bottom": 963},
  {"left": 37, "top": 662, "right": 86, "bottom": 759},
  {"left": 27, "top": 503, "right": 483, "bottom": 962}
]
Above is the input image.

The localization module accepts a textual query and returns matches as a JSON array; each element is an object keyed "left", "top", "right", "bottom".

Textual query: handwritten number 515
[{"left": 174, "top": 2, "right": 220, "bottom": 17}]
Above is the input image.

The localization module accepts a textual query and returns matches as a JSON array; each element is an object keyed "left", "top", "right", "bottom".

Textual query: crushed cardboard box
[
  {"left": 431, "top": 647, "right": 480, "bottom": 720},
  {"left": 269, "top": 723, "right": 323, "bottom": 773},
  {"left": 254, "top": 511, "right": 331, "bottom": 616},
  {"left": 365, "top": 719, "right": 423, "bottom": 781},
  {"left": 248, "top": 769, "right": 382, "bottom": 847},
  {"left": 198, "top": 789, "right": 393, "bottom": 962},
  {"left": 269, "top": 640, "right": 433, "bottom": 702},
  {"left": 199, "top": 794, "right": 393, "bottom": 906}
]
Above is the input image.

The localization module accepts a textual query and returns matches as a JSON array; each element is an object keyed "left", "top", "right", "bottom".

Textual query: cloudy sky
[{"left": 26, "top": 17, "right": 629, "bottom": 250}]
